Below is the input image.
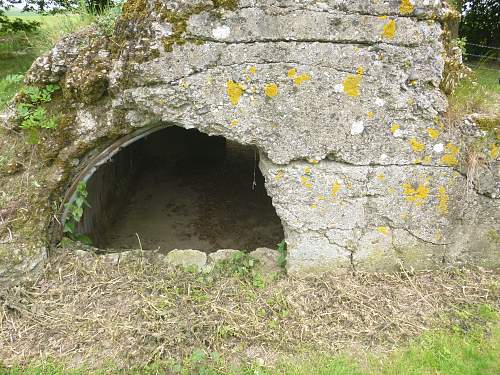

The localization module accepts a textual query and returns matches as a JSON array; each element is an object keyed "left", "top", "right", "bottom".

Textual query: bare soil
[{"left": 0, "top": 250, "right": 498, "bottom": 370}]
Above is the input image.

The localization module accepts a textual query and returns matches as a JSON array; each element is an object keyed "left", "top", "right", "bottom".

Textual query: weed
[
  {"left": 15, "top": 84, "right": 59, "bottom": 143},
  {"left": 213, "top": 252, "right": 266, "bottom": 288},
  {"left": 94, "top": 3, "right": 123, "bottom": 37},
  {"left": 63, "top": 181, "right": 93, "bottom": 245},
  {"left": 277, "top": 240, "right": 287, "bottom": 269}
]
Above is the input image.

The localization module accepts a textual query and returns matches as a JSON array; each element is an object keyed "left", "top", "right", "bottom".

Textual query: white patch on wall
[
  {"left": 393, "top": 129, "right": 403, "bottom": 137},
  {"left": 152, "top": 22, "right": 173, "bottom": 38},
  {"left": 433, "top": 143, "right": 444, "bottom": 153},
  {"left": 334, "top": 84, "right": 344, "bottom": 93},
  {"left": 351, "top": 121, "right": 365, "bottom": 135},
  {"left": 375, "top": 98, "right": 385, "bottom": 107},
  {"left": 75, "top": 110, "right": 97, "bottom": 140},
  {"left": 212, "top": 25, "right": 231, "bottom": 40}
]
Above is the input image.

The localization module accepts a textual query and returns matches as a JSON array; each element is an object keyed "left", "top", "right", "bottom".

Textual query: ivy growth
[{"left": 63, "top": 181, "right": 93, "bottom": 246}]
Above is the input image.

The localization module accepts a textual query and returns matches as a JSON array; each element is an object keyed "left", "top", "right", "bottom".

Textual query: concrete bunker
[
  {"left": 63, "top": 125, "right": 284, "bottom": 254},
  {"left": 1, "top": 0, "right": 498, "bottom": 280}
]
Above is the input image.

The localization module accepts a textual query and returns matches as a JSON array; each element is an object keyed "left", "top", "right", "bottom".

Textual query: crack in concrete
[{"left": 195, "top": 38, "right": 427, "bottom": 49}]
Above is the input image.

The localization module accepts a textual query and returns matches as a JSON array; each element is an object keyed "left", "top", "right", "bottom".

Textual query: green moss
[
  {"left": 361, "top": 248, "right": 400, "bottom": 272},
  {"left": 159, "top": 4, "right": 210, "bottom": 52},
  {"left": 476, "top": 116, "right": 500, "bottom": 139},
  {"left": 157, "top": 0, "right": 239, "bottom": 52},
  {"left": 120, "top": 0, "right": 149, "bottom": 21},
  {"left": 395, "top": 245, "right": 441, "bottom": 271},
  {"left": 488, "top": 230, "right": 500, "bottom": 245},
  {"left": 213, "top": 0, "right": 238, "bottom": 10}
]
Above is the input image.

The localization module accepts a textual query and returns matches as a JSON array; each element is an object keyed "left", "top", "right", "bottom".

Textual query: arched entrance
[{"left": 62, "top": 125, "right": 284, "bottom": 253}]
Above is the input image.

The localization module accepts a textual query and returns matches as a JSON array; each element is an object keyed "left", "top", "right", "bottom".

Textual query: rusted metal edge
[{"left": 59, "top": 124, "right": 170, "bottom": 232}]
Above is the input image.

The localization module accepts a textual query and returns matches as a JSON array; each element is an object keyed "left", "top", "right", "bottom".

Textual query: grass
[
  {"left": 447, "top": 62, "right": 500, "bottom": 125},
  {"left": 0, "top": 12, "right": 93, "bottom": 111},
  {"left": 0, "top": 250, "right": 498, "bottom": 374},
  {"left": 1, "top": 306, "right": 498, "bottom": 374}
]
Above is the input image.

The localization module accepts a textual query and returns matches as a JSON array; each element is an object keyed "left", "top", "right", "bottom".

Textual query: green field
[{"left": 0, "top": 12, "right": 91, "bottom": 109}]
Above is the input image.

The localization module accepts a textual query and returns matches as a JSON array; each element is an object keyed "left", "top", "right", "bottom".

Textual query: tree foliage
[
  {"left": 460, "top": 0, "right": 500, "bottom": 57},
  {"left": 23, "top": 0, "right": 112, "bottom": 14},
  {"left": 0, "top": 0, "right": 40, "bottom": 32}
]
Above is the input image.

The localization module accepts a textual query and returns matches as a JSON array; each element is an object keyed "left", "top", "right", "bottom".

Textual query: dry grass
[
  {"left": 445, "top": 64, "right": 500, "bottom": 128},
  {"left": 0, "top": 250, "right": 498, "bottom": 371}
]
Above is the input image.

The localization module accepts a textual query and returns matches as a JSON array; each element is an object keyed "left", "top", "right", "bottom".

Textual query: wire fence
[
  {"left": 465, "top": 64, "right": 499, "bottom": 72},
  {"left": 463, "top": 53, "right": 500, "bottom": 62},
  {"left": 457, "top": 43, "right": 500, "bottom": 72},
  {"left": 464, "top": 42, "right": 500, "bottom": 51}
]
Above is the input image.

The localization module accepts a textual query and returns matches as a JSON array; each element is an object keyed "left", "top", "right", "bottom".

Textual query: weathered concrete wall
[{"left": 0, "top": 0, "right": 498, "bottom": 280}]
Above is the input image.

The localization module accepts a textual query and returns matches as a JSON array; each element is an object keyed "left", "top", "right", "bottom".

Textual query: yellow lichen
[
  {"left": 376, "top": 173, "right": 386, "bottom": 181},
  {"left": 402, "top": 182, "right": 430, "bottom": 207},
  {"left": 287, "top": 68, "right": 297, "bottom": 78},
  {"left": 437, "top": 186, "right": 449, "bottom": 215},
  {"left": 264, "top": 83, "right": 279, "bottom": 97},
  {"left": 490, "top": 144, "right": 499, "bottom": 159},
  {"left": 226, "top": 80, "right": 244, "bottom": 106},
  {"left": 400, "top": 0, "right": 414, "bottom": 14},
  {"left": 230, "top": 119, "right": 239, "bottom": 127},
  {"left": 378, "top": 15, "right": 388, "bottom": 20},
  {"left": 301, "top": 176, "right": 313, "bottom": 189},
  {"left": 391, "top": 123, "right": 400, "bottom": 134},
  {"left": 434, "top": 116, "right": 445, "bottom": 129},
  {"left": 367, "top": 111, "right": 374, "bottom": 119},
  {"left": 423, "top": 155, "right": 432, "bottom": 165},
  {"left": 410, "top": 138, "right": 425, "bottom": 152},
  {"left": 331, "top": 181, "right": 342, "bottom": 198},
  {"left": 294, "top": 73, "right": 311, "bottom": 86},
  {"left": 441, "top": 143, "right": 460, "bottom": 166},
  {"left": 275, "top": 170, "right": 285, "bottom": 182},
  {"left": 356, "top": 67, "right": 364, "bottom": 76},
  {"left": 383, "top": 19, "right": 396, "bottom": 39},
  {"left": 427, "top": 128, "right": 440, "bottom": 139},
  {"left": 377, "top": 226, "right": 390, "bottom": 235},
  {"left": 343, "top": 75, "right": 362, "bottom": 97},
  {"left": 304, "top": 167, "right": 312, "bottom": 175},
  {"left": 248, "top": 66, "right": 257, "bottom": 75}
]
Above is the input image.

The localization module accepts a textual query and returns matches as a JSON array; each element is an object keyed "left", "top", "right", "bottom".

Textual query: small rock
[
  {"left": 250, "top": 248, "right": 281, "bottom": 274},
  {"left": 102, "top": 253, "right": 121, "bottom": 265},
  {"left": 166, "top": 249, "right": 207, "bottom": 270},
  {"left": 73, "top": 250, "right": 93, "bottom": 258},
  {"left": 208, "top": 249, "right": 241, "bottom": 263}
]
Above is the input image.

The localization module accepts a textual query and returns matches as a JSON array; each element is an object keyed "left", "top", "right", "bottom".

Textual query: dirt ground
[
  {"left": 0, "top": 250, "right": 498, "bottom": 370},
  {"left": 100, "top": 140, "right": 284, "bottom": 253}
]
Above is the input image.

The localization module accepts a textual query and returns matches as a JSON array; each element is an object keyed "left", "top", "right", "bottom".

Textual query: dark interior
[{"left": 75, "top": 126, "right": 284, "bottom": 253}]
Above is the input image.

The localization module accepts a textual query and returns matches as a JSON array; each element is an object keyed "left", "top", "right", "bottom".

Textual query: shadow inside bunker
[{"left": 76, "top": 126, "right": 284, "bottom": 254}]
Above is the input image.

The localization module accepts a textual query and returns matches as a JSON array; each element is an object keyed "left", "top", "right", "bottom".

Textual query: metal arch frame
[{"left": 59, "top": 123, "right": 172, "bottom": 227}]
